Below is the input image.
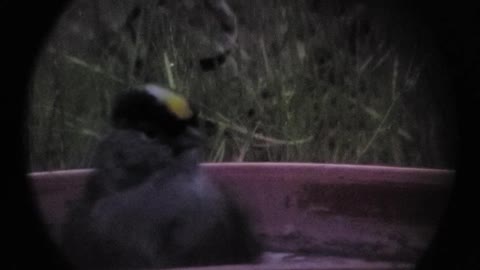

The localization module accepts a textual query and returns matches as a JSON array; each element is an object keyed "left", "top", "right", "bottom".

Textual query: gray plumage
[{"left": 61, "top": 85, "right": 261, "bottom": 269}]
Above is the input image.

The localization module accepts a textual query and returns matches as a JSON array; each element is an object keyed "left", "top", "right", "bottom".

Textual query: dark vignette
[
  {"left": 413, "top": 2, "right": 479, "bottom": 269},
  {"left": 3, "top": 0, "right": 478, "bottom": 269},
  {"left": 3, "top": 1, "right": 74, "bottom": 269}
]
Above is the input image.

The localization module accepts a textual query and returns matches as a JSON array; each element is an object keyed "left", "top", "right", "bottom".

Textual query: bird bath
[{"left": 29, "top": 162, "right": 454, "bottom": 270}]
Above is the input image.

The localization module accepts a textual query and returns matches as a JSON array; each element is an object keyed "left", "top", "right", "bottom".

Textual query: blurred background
[{"left": 28, "top": 0, "right": 457, "bottom": 171}]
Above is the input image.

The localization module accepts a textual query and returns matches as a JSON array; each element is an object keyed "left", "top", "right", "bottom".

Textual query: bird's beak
[{"left": 176, "top": 126, "right": 204, "bottom": 150}]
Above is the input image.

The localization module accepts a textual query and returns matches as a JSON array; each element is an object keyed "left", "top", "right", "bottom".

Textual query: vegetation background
[{"left": 28, "top": 0, "right": 457, "bottom": 171}]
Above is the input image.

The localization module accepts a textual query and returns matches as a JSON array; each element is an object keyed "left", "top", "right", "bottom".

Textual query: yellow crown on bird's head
[{"left": 143, "top": 84, "right": 193, "bottom": 120}]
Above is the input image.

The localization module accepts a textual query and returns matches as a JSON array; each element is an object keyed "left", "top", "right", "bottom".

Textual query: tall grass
[{"left": 28, "top": 0, "right": 455, "bottom": 171}]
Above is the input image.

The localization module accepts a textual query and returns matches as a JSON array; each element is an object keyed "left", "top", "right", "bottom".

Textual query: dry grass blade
[{"left": 201, "top": 114, "right": 313, "bottom": 146}]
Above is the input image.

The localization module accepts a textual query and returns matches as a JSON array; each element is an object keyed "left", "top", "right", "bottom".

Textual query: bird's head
[{"left": 111, "top": 84, "right": 203, "bottom": 153}]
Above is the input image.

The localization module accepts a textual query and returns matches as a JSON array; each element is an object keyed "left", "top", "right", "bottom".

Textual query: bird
[{"left": 61, "top": 84, "right": 261, "bottom": 269}]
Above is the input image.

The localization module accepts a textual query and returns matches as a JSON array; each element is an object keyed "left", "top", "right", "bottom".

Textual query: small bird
[{"left": 61, "top": 84, "right": 261, "bottom": 269}]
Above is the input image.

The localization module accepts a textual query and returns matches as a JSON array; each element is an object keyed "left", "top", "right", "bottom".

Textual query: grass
[{"left": 27, "top": 0, "right": 455, "bottom": 171}]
